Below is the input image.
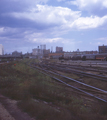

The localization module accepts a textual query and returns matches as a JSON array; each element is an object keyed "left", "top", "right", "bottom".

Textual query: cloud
[
  {"left": 28, "top": 36, "right": 82, "bottom": 50},
  {"left": 7, "top": 4, "right": 81, "bottom": 27},
  {"left": 95, "top": 37, "right": 107, "bottom": 41},
  {"left": 1, "top": 3, "right": 107, "bottom": 40},
  {"left": 30, "top": 37, "right": 62, "bottom": 43},
  {"left": 1, "top": 1, "right": 107, "bottom": 31},
  {"left": 71, "top": 15, "right": 107, "bottom": 29},
  {"left": 0, "top": 27, "right": 26, "bottom": 39},
  {"left": 0, "top": 0, "right": 48, "bottom": 14},
  {"left": 67, "top": 0, "right": 107, "bottom": 16},
  {"left": 57, "top": 0, "right": 66, "bottom": 2},
  {"left": 91, "top": 37, "right": 107, "bottom": 47},
  {"left": 0, "top": 25, "right": 79, "bottom": 47},
  {"left": 1, "top": 1, "right": 107, "bottom": 53}
]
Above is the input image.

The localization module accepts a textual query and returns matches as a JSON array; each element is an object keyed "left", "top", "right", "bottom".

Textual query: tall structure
[
  {"left": 43, "top": 49, "right": 50, "bottom": 58},
  {"left": 0, "top": 44, "right": 4, "bottom": 55},
  {"left": 51, "top": 46, "right": 53, "bottom": 53},
  {"left": 56, "top": 46, "right": 63, "bottom": 53},
  {"left": 32, "top": 45, "right": 43, "bottom": 58},
  {"left": 40, "top": 44, "right": 46, "bottom": 50},
  {"left": 32, "top": 45, "right": 50, "bottom": 58},
  {"left": 99, "top": 45, "right": 107, "bottom": 53},
  {"left": 32, "top": 48, "right": 42, "bottom": 56}
]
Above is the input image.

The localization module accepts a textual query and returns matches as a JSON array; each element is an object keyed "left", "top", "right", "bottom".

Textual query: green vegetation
[{"left": 0, "top": 59, "right": 107, "bottom": 120}]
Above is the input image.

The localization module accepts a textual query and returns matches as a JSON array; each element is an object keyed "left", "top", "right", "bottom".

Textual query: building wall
[
  {"left": 99, "top": 45, "right": 107, "bottom": 53},
  {"left": 43, "top": 49, "right": 50, "bottom": 54},
  {"left": 84, "top": 51, "right": 98, "bottom": 54},
  {"left": 32, "top": 48, "right": 43, "bottom": 56},
  {"left": 64, "top": 51, "right": 98, "bottom": 58},
  {"left": 0, "top": 44, "right": 4, "bottom": 55},
  {"left": 49, "top": 52, "right": 64, "bottom": 59},
  {"left": 40, "top": 44, "right": 46, "bottom": 50},
  {"left": 56, "top": 46, "right": 63, "bottom": 53},
  {"left": 43, "top": 49, "right": 50, "bottom": 57}
]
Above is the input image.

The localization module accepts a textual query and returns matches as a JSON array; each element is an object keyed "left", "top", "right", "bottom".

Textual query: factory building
[
  {"left": 0, "top": 44, "right": 4, "bottom": 55},
  {"left": 99, "top": 45, "right": 107, "bottom": 53}
]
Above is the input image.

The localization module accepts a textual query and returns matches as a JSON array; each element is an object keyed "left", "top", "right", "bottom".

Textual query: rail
[{"left": 28, "top": 63, "right": 107, "bottom": 103}]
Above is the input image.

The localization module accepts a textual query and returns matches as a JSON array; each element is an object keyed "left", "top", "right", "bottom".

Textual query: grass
[
  {"left": 0, "top": 59, "right": 107, "bottom": 120},
  {"left": 18, "top": 99, "right": 73, "bottom": 120},
  {"left": 82, "top": 77, "right": 107, "bottom": 91}
]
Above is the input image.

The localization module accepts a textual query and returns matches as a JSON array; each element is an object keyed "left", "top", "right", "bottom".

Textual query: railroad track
[
  {"left": 43, "top": 63, "right": 107, "bottom": 82},
  {"left": 52, "top": 63, "right": 107, "bottom": 74},
  {"left": 28, "top": 62, "right": 107, "bottom": 103},
  {"left": 63, "top": 61, "right": 107, "bottom": 68}
]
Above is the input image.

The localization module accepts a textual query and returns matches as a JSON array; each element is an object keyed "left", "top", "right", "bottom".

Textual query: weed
[{"left": 18, "top": 99, "right": 73, "bottom": 120}]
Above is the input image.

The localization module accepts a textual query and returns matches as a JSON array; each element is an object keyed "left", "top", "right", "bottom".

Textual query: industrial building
[
  {"left": 0, "top": 44, "right": 4, "bottom": 55},
  {"left": 98, "top": 45, "right": 107, "bottom": 53},
  {"left": 49, "top": 50, "right": 98, "bottom": 59},
  {"left": 64, "top": 50, "right": 98, "bottom": 57},
  {"left": 43, "top": 49, "right": 50, "bottom": 58},
  {"left": 32, "top": 47, "right": 42, "bottom": 57},
  {"left": 49, "top": 52, "right": 64, "bottom": 59},
  {"left": 56, "top": 46, "right": 63, "bottom": 53},
  {"left": 32, "top": 45, "right": 50, "bottom": 58},
  {"left": 40, "top": 44, "right": 46, "bottom": 50},
  {"left": 12, "top": 51, "right": 22, "bottom": 56}
]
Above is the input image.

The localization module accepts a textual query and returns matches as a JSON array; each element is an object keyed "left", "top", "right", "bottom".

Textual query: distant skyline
[{"left": 0, "top": 0, "right": 107, "bottom": 53}]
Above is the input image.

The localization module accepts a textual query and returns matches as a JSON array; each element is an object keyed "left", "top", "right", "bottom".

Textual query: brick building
[
  {"left": 49, "top": 52, "right": 64, "bottom": 59},
  {"left": 99, "top": 45, "right": 107, "bottom": 53},
  {"left": 56, "top": 46, "right": 63, "bottom": 53}
]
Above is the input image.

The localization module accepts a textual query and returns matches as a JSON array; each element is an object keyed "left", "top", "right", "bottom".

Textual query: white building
[
  {"left": 32, "top": 48, "right": 42, "bottom": 56},
  {"left": 0, "top": 44, "right": 4, "bottom": 55},
  {"left": 40, "top": 44, "right": 46, "bottom": 50}
]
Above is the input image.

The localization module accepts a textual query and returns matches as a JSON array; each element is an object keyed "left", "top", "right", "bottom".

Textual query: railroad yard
[{"left": 0, "top": 59, "right": 107, "bottom": 120}]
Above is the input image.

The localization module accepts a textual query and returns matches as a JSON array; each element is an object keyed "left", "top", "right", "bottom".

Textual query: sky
[{"left": 0, "top": 0, "right": 107, "bottom": 54}]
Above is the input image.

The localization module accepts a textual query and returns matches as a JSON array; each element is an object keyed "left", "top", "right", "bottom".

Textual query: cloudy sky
[{"left": 0, "top": 0, "right": 107, "bottom": 54}]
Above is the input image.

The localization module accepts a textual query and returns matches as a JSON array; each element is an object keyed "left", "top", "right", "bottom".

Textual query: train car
[
  {"left": 86, "top": 54, "right": 96, "bottom": 60},
  {"left": 95, "top": 54, "right": 107, "bottom": 61},
  {"left": 59, "top": 54, "right": 107, "bottom": 61},
  {"left": 82, "top": 54, "right": 107, "bottom": 61},
  {"left": 59, "top": 55, "right": 64, "bottom": 60},
  {"left": 71, "top": 55, "right": 82, "bottom": 60},
  {"left": 81, "top": 55, "right": 86, "bottom": 61},
  {"left": 64, "top": 56, "right": 71, "bottom": 60}
]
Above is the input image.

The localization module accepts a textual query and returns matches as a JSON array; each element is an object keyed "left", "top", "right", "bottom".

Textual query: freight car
[
  {"left": 95, "top": 54, "right": 107, "bottom": 61},
  {"left": 59, "top": 55, "right": 71, "bottom": 60},
  {"left": 71, "top": 55, "right": 82, "bottom": 60},
  {"left": 59, "top": 54, "right": 107, "bottom": 61},
  {"left": 82, "top": 54, "right": 96, "bottom": 61},
  {"left": 82, "top": 54, "right": 107, "bottom": 61}
]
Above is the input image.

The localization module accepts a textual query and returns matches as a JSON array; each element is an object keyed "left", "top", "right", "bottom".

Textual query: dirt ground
[{"left": 0, "top": 94, "right": 35, "bottom": 120}]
